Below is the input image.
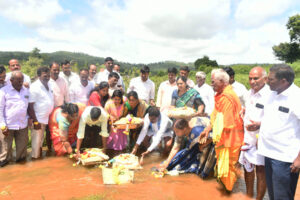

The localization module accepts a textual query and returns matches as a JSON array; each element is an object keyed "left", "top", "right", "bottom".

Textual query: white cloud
[
  {"left": 0, "top": 0, "right": 64, "bottom": 27},
  {"left": 235, "top": 0, "right": 297, "bottom": 28},
  {"left": 0, "top": 0, "right": 296, "bottom": 65}
]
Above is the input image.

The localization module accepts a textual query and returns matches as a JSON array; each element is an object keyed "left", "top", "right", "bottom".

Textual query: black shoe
[
  {"left": 16, "top": 157, "right": 26, "bottom": 163},
  {"left": 0, "top": 160, "right": 9, "bottom": 167}
]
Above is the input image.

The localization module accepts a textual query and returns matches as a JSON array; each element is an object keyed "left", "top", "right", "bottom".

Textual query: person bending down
[
  {"left": 131, "top": 107, "right": 173, "bottom": 157},
  {"left": 159, "top": 118, "right": 216, "bottom": 178},
  {"left": 75, "top": 106, "right": 109, "bottom": 158}
]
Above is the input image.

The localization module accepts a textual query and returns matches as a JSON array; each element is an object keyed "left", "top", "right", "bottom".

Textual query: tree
[
  {"left": 194, "top": 56, "right": 218, "bottom": 73},
  {"left": 30, "top": 47, "right": 42, "bottom": 59},
  {"left": 21, "top": 56, "right": 44, "bottom": 79},
  {"left": 273, "top": 14, "right": 300, "bottom": 63}
]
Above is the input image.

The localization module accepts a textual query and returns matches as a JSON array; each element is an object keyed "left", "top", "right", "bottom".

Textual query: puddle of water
[{"left": 0, "top": 152, "right": 299, "bottom": 200}]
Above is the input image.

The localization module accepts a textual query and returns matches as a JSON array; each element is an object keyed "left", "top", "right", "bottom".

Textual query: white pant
[{"left": 31, "top": 124, "right": 46, "bottom": 158}]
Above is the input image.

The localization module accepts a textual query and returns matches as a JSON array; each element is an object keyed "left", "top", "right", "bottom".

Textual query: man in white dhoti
[{"left": 239, "top": 66, "right": 270, "bottom": 200}]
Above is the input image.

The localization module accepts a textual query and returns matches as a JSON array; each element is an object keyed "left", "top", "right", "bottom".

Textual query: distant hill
[{"left": 0, "top": 51, "right": 193, "bottom": 72}]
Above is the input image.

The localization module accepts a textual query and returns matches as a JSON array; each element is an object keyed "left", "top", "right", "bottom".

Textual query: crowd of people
[{"left": 0, "top": 57, "right": 299, "bottom": 200}]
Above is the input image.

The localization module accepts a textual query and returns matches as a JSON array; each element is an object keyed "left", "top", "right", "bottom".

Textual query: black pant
[{"left": 81, "top": 125, "right": 102, "bottom": 149}]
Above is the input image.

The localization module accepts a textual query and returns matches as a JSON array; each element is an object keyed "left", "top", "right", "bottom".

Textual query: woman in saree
[
  {"left": 170, "top": 76, "right": 205, "bottom": 115},
  {"left": 88, "top": 81, "right": 109, "bottom": 108},
  {"left": 159, "top": 118, "right": 216, "bottom": 178},
  {"left": 122, "top": 91, "right": 149, "bottom": 149},
  {"left": 122, "top": 91, "right": 149, "bottom": 118},
  {"left": 48, "top": 103, "right": 86, "bottom": 156},
  {"left": 105, "top": 90, "right": 127, "bottom": 156}
]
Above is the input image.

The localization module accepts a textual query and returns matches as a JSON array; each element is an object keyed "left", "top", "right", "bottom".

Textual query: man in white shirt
[
  {"left": 194, "top": 71, "right": 215, "bottom": 115},
  {"left": 224, "top": 66, "right": 248, "bottom": 107},
  {"left": 131, "top": 107, "right": 173, "bottom": 156},
  {"left": 257, "top": 64, "right": 300, "bottom": 200},
  {"left": 0, "top": 71, "right": 29, "bottom": 167},
  {"left": 156, "top": 67, "right": 178, "bottom": 113},
  {"left": 0, "top": 65, "right": 6, "bottom": 89},
  {"left": 238, "top": 66, "right": 270, "bottom": 200},
  {"left": 59, "top": 60, "right": 79, "bottom": 88},
  {"left": 88, "top": 64, "right": 98, "bottom": 85},
  {"left": 69, "top": 69, "right": 94, "bottom": 105},
  {"left": 113, "top": 63, "right": 125, "bottom": 90},
  {"left": 5, "top": 59, "right": 31, "bottom": 88},
  {"left": 127, "top": 66, "right": 155, "bottom": 106},
  {"left": 49, "top": 62, "right": 69, "bottom": 107},
  {"left": 28, "top": 67, "right": 54, "bottom": 159},
  {"left": 108, "top": 72, "right": 123, "bottom": 96},
  {"left": 96, "top": 57, "right": 123, "bottom": 87},
  {"left": 179, "top": 66, "right": 195, "bottom": 88},
  {"left": 75, "top": 106, "right": 109, "bottom": 157}
]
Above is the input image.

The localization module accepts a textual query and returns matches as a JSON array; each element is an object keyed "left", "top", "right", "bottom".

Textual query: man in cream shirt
[
  {"left": 75, "top": 106, "right": 109, "bottom": 157},
  {"left": 49, "top": 62, "right": 69, "bottom": 107},
  {"left": 156, "top": 67, "right": 178, "bottom": 113}
]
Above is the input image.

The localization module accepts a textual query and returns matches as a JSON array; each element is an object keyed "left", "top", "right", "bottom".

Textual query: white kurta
[
  {"left": 156, "top": 80, "right": 177, "bottom": 112},
  {"left": 258, "top": 84, "right": 300, "bottom": 163},
  {"left": 194, "top": 83, "right": 215, "bottom": 115},
  {"left": 239, "top": 85, "right": 271, "bottom": 168},
  {"left": 69, "top": 81, "right": 94, "bottom": 105},
  {"left": 127, "top": 77, "right": 155, "bottom": 104}
]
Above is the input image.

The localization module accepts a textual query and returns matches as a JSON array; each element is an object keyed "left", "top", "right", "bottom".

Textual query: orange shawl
[{"left": 210, "top": 85, "right": 244, "bottom": 148}]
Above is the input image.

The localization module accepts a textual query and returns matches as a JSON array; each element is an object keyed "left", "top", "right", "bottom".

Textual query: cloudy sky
[{"left": 0, "top": 0, "right": 299, "bottom": 65}]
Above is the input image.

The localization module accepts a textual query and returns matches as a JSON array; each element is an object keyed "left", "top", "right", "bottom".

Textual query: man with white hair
[
  {"left": 194, "top": 71, "right": 214, "bottom": 115},
  {"left": 199, "top": 68, "right": 244, "bottom": 192},
  {"left": 239, "top": 66, "right": 270, "bottom": 200}
]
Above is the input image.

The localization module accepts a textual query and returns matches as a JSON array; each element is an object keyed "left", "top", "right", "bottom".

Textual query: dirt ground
[{"left": 0, "top": 152, "right": 299, "bottom": 200}]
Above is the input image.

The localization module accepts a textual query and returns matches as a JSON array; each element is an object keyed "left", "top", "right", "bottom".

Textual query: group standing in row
[{"left": 0, "top": 57, "right": 299, "bottom": 200}]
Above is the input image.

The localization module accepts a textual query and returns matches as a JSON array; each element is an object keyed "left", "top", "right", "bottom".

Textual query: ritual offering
[
  {"left": 102, "top": 166, "right": 134, "bottom": 185},
  {"left": 114, "top": 115, "right": 143, "bottom": 134},
  {"left": 167, "top": 106, "right": 196, "bottom": 119},
  {"left": 112, "top": 153, "right": 142, "bottom": 170},
  {"left": 73, "top": 148, "right": 109, "bottom": 166}
]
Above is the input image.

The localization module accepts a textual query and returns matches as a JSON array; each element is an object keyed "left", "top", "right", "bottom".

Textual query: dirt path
[{"left": 0, "top": 153, "right": 299, "bottom": 200}]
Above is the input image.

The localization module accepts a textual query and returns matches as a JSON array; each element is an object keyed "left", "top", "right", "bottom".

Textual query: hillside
[{"left": 0, "top": 50, "right": 192, "bottom": 72}]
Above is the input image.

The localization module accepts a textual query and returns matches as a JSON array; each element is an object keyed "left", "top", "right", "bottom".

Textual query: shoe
[
  {"left": 16, "top": 157, "right": 26, "bottom": 163},
  {"left": 0, "top": 160, "right": 9, "bottom": 167}
]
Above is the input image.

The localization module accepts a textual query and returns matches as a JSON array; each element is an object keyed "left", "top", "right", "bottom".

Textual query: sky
[{"left": 0, "top": 0, "right": 299, "bottom": 65}]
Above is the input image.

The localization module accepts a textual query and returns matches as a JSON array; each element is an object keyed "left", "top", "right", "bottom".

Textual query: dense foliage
[{"left": 273, "top": 14, "right": 300, "bottom": 63}]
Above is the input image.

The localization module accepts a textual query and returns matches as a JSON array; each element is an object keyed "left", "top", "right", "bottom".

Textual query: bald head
[
  {"left": 250, "top": 66, "right": 267, "bottom": 77},
  {"left": 9, "top": 59, "right": 21, "bottom": 71},
  {"left": 10, "top": 71, "right": 24, "bottom": 91},
  {"left": 249, "top": 66, "right": 267, "bottom": 93}
]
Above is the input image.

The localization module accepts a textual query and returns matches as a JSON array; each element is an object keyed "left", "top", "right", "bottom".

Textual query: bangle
[{"left": 33, "top": 121, "right": 39, "bottom": 125}]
